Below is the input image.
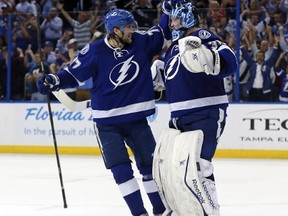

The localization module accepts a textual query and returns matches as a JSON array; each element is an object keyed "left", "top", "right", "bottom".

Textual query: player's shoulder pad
[
  {"left": 195, "top": 29, "right": 219, "bottom": 44},
  {"left": 78, "top": 40, "right": 102, "bottom": 58},
  {"left": 78, "top": 44, "right": 90, "bottom": 56}
]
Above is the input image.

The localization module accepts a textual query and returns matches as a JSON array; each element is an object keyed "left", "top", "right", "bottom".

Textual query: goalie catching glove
[
  {"left": 37, "top": 74, "right": 60, "bottom": 95},
  {"left": 178, "top": 36, "right": 221, "bottom": 76}
]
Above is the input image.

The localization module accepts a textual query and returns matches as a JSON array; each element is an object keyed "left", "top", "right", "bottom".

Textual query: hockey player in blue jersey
[
  {"left": 152, "top": 1, "right": 237, "bottom": 215},
  {"left": 37, "top": 8, "right": 171, "bottom": 216}
]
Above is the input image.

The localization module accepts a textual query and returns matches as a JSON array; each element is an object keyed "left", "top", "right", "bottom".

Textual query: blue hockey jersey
[
  {"left": 274, "top": 67, "right": 288, "bottom": 101},
  {"left": 57, "top": 25, "right": 167, "bottom": 124},
  {"left": 163, "top": 29, "right": 237, "bottom": 118}
]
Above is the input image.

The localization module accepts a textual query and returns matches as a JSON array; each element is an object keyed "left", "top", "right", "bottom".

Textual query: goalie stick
[{"left": 52, "top": 90, "right": 91, "bottom": 111}]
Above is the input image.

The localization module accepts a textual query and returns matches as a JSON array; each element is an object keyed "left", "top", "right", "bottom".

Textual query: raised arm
[{"left": 56, "top": 3, "right": 72, "bottom": 24}]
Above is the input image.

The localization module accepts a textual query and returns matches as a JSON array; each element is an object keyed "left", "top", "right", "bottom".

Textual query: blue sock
[
  {"left": 111, "top": 163, "right": 147, "bottom": 215},
  {"left": 140, "top": 166, "right": 166, "bottom": 215}
]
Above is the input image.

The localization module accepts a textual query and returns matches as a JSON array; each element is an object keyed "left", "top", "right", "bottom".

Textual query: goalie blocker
[{"left": 153, "top": 128, "right": 220, "bottom": 216}]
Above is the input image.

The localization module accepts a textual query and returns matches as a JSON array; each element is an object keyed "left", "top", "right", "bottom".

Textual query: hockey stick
[
  {"left": 52, "top": 90, "right": 91, "bottom": 111},
  {"left": 34, "top": 2, "right": 68, "bottom": 208}
]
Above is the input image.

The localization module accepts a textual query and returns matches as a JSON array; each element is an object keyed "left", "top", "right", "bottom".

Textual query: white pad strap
[{"left": 199, "top": 158, "right": 214, "bottom": 178}]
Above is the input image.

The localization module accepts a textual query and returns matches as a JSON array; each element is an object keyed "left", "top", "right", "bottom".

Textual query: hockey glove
[
  {"left": 151, "top": 59, "right": 165, "bottom": 91},
  {"left": 162, "top": 0, "right": 178, "bottom": 15},
  {"left": 37, "top": 74, "right": 60, "bottom": 95},
  {"left": 178, "top": 35, "right": 202, "bottom": 50},
  {"left": 179, "top": 36, "right": 220, "bottom": 75}
]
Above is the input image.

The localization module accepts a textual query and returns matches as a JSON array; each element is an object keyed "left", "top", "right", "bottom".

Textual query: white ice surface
[{"left": 1, "top": 154, "right": 288, "bottom": 216}]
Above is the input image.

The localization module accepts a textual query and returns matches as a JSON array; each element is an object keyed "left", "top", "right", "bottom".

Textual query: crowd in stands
[{"left": 1, "top": 0, "right": 288, "bottom": 102}]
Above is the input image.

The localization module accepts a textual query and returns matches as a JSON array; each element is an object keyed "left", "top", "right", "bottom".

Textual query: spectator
[
  {"left": 207, "top": 0, "right": 226, "bottom": 28},
  {"left": 15, "top": 0, "right": 35, "bottom": 17},
  {"left": 280, "top": 0, "right": 288, "bottom": 18},
  {"left": 75, "top": 0, "right": 93, "bottom": 11},
  {"left": 43, "top": 40, "right": 56, "bottom": 65},
  {"left": 12, "top": 16, "right": 32, "bottom": 56},
  {"left": 42, "top": 0, "right": 58, "bottom": 19},
  {"left": 242, "top": 39, "right": 280, "bottom": 101},
  {"left": 248, "top": 0, "right": 266, "bottom": 20},
  {"left": 0, "top": 35, "right": 6, "bottom": 50},
  {"left": 274, "top": 51, "right": 288, "bottom": 102},
  {"left": 55, "top": 28, "right": 73, "bottom": 57},
  {"left": 24, "top": 47, "right": 50, "bottom": 101},
  {"left": 237, "top": 27, "right": 253, "bottom": 101},
  {"left": 57, "top": 2, "right": 92, "bottom": 49},
  {"left": 0, "top": 1, "right": 13, "bottom": 13},
  {"left": 222, "top": 0, "right": 237, "bottom": 20},
  {"left": 67, "top": 38, "right": 78, "bottom": 60},
  {"left": 0, "top": 46, "right": 26, "bottom": 100},
  {"left": 132, "top": 0, "right": 157, "bottom": 30},
  {"left": 248, "top": 16, "right": 274, "bottom": 61},
  {"left": 50, "top": 38, "right": 78, "bottom": 100},
  {"left": 0, "top": 5, "right": 8, "bottom": 38},
  {"left": 21, "top": 12, "right": 38, "bottom": 53},
  {"left": 279, "top": 22, "right": 288, "bottom": 52},
  {"left": 50, "top": 37, "right": 71, "bottom": 77},
  {"left": 264, "top": 0, "right": 282, "bottom": 16},
  {"left": 40, "top": 7, "right": 63, "bottom": 47},
  {"left": 248, "top": 6, "right": 271, "bottom": 41},
  {"left": 90, "top": 4, "right": 105, "bottom": 39},
  {"left": 269, "top": 9, "right": 286, "bottom": 36},
  {"left": 0, "top": 2, "right": 13, "bottom": 38}
]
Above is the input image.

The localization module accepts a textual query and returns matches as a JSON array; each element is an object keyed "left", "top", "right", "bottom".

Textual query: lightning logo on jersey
[
  {"left": 109, "top": 55, "right": 139, "bottom": 89},
  {"left": 165, "top": 45, "right": 181, "bottom": 81}
]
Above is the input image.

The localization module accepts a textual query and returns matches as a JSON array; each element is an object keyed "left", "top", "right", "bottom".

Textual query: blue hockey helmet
[
  {"left": 105, "top": 9, "right": 137, "bottom": 34},
  {"left": 170, "top": 2, "right": 199, "bottom": 41}
]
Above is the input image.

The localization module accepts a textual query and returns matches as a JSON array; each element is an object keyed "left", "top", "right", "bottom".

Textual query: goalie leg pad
[
  {"left": 172, "top": 130, "right": 220, "bottom": 216},
  {"left": 153, "top": 128, "right": 181, "bottom": 214},
  {"left": 170, "top": 130, "right": 206, "bottom": 216},
  {"left": 153, "top": 129, "right": 220, "bottom": 216}
]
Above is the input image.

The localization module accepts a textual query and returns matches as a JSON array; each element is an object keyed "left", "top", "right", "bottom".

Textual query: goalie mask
[
  {"left": 170, "top": 2, "right": 199, "bottom": 41},
  {"left": 105, "top": 9, "right": 138, "bottom": 34}
]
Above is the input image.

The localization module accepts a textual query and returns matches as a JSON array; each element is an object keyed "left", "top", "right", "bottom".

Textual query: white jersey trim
[
  {"left": 279, "top": 96, "right": 288, "bottom": 102},
  {"left": 92, "top": 100, "right": 155, "bottom": 118},
  {"left": 169, "top": 95, "right": 228, "bottom": 112}
]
